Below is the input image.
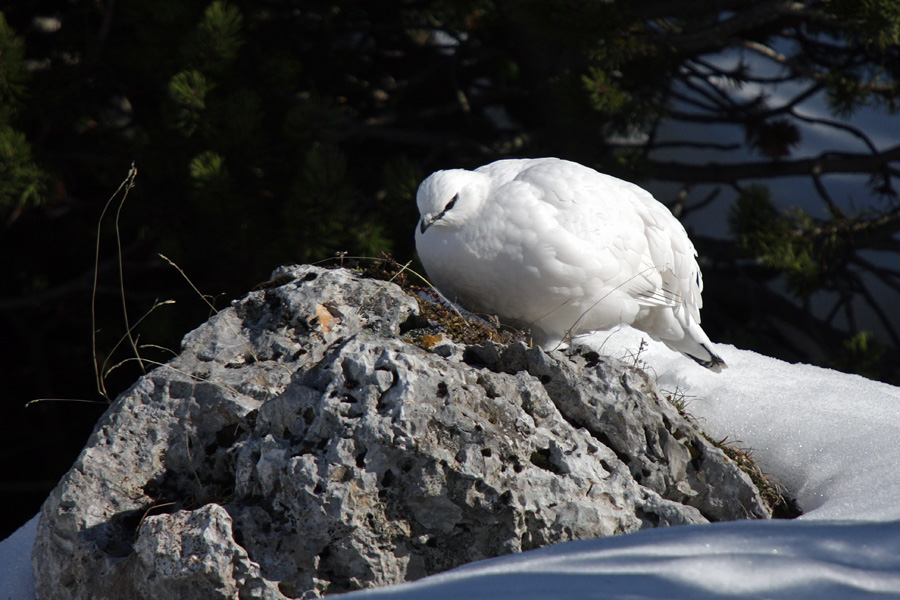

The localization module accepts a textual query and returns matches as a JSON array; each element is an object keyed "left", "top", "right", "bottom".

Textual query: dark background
[{"left": 3, "top": 0, "right": 900, "bottom": 538}]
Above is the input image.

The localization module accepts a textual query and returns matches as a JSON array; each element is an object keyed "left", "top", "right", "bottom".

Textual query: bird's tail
[
  {"left": 678, "top": 341, "right": 727, "bottom": 372},
  {"left": 636, "top": 308, "right": 727, "bottom": 372},
  {"left": 664, "top": 318, "right": 727, "bottom": 372}
]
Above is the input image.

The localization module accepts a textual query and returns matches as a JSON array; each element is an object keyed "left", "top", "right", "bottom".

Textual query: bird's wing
[
  {"left": 629, "top": 184, "right": 704, "bottom": 321},
  {"left": 513, "top": 160, "right": 703, "bottom": 319}
]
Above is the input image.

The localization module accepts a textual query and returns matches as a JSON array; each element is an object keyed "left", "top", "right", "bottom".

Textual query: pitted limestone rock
[
  {"left": 33, "top": 265, "right": 768, "bottom": 600},
  {"left": 465, "top": 342, "right": 770, "bottom": 521},
  {"left": 228, "top": 335, "right": 706, "bottom": 596},
  {"left": 130, "top": 504, "right": 283, "bottom": 599}
]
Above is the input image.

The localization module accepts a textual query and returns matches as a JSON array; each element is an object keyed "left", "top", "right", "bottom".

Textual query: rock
[
  {"left": 130, "top": 504, "right": 283, "bottom": 599},
  {"left": 469, "top": 342, "right": 770, "bottom": 522},
  {"left": 33, "top": 265, "right": 770, "bottom": 600}
]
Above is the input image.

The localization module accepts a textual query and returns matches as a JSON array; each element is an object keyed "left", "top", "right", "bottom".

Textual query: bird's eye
[
  {"left": 434, "top": 193, "right": 459, "bottom": 221},
  {"left": 443, "top": 193, "right": 459, "bottom": 213}
]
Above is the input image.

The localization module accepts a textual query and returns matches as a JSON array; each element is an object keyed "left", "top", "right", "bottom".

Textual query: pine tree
[{"left": 0, "top": 13, "right": 46, "bottom": 225}]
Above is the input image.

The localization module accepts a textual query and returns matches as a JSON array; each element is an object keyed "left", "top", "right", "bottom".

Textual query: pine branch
[{"left": 801, "top": 208, "right": 900, "bottom": 252}]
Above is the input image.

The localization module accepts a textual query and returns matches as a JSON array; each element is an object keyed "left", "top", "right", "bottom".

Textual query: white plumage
[{"left": 414, "top": 157, "right": 726, "bottom": 371}]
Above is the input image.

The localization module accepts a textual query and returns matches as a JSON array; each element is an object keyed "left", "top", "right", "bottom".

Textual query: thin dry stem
[{"left": 92, "top": 163, "right": 139, "bottom": 401}]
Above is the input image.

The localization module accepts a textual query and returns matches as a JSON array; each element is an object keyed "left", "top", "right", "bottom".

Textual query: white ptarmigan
[{"left": 414, "top": 157, "right": 726, "bottom": 371}]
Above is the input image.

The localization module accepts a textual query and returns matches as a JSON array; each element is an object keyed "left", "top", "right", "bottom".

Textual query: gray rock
[
  {"left": 131, "top": 504, "right": 283, "bottom": 599},
  {"left": 468, "top": 342, "right": 770, "bottom": 521},
  {"left": 32, "top": 265, "right": 770, "bottom": 600}
]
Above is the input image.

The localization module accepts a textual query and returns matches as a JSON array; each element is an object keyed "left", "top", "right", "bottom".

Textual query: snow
[
  {"left": 592, "top": 327, "right": 900, "bottom": 521},
  {"left": 4, "top": 335, "right": 900, "bottom": 599},
  {"left": 344, "top": 521, "right": 900, "bottom": 600},
  {"left": 0, "top": 515, "right": 36, "bottom": 600}
]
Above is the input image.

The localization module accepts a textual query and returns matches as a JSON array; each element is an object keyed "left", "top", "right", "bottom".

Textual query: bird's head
[{"left": 416, "top": 169, "right": 491, "bottom": 235}]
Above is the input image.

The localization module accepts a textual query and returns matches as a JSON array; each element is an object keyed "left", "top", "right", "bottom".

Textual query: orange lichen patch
[
  {"left": 315, "top": 303, "right": 339, "bottom": 332},
  {"left": 419, "top": 333, "right": 444, "bottom": 349}
]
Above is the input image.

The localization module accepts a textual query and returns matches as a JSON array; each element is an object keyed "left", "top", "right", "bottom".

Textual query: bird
[{"left": 414, "top": 157, "right": 726, "bottom": 371}]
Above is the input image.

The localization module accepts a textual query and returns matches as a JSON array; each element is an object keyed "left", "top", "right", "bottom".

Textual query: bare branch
[
  {"left": 851, "top": 255, "right": 900, "bottom": 296},
  {"left": 823, "top": 292, "right": 850, "bottom": 327},
  {"left": 843, "top": 287, "right": 858, "bottom": 332},
  {"left": 650, "top": 140, "right": 742, "bottom": 151},
  {"left": 791, "top": 110, "right": 881, "bottom": 154},
  {"left": 811, "top": 170, "right": 843, "bottom": 216},
  {"left": 740, "top": 40, "right": 789, "bottom": 66},
  {"left": 691, "top": 55, "right": 795, "bottom": 84},
  {"left": 650, "top": 143, "right": 900, "bottom": 184},
  {"left": 663, "top": 1, "right": 833, "bottom": 54},
  {"left": 853, "top": 278, "right": 900, "bottom": 347},
  {"left": 667, "top": 88, "right": 730, "bottom": 115},
  {"left": 683, "top": 187, "right": 724, "bottom": 218},
  {"left": 633, "top": 0, "right": 786, "bottom": 19},
  {"left": 681, "top": 62, "right": 745, "bottom": 107},
  {"left": 771, "top": 83, "right": 826, "bottom": 113}
]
